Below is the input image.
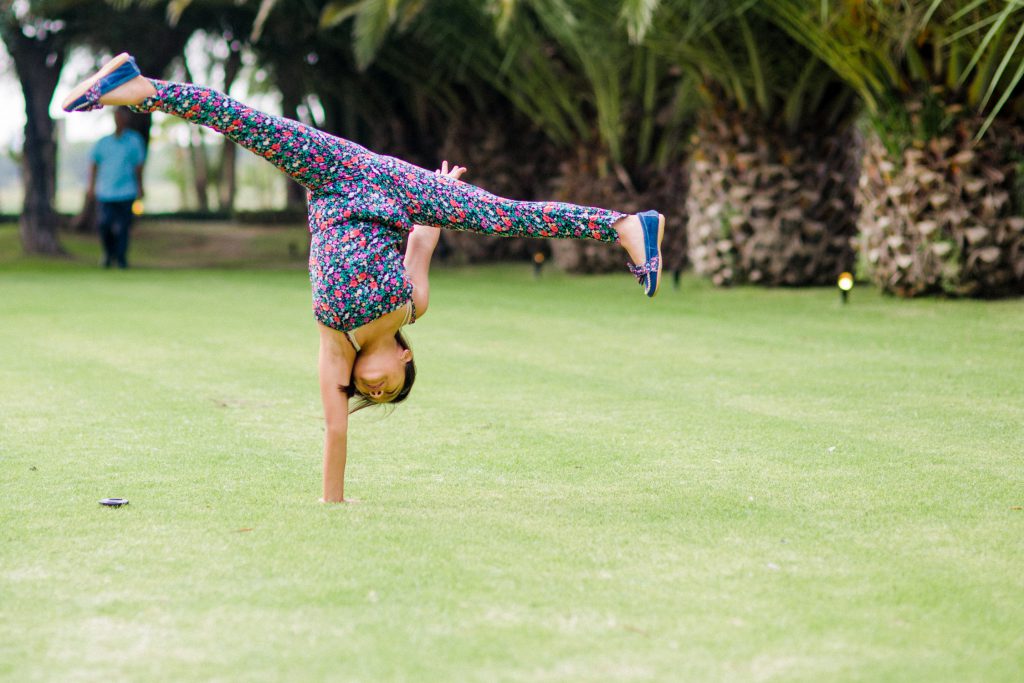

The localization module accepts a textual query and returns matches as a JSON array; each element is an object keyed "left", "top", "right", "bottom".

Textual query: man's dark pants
[{"left": 97, "top": 199, "right": 135, "bottom": 268}]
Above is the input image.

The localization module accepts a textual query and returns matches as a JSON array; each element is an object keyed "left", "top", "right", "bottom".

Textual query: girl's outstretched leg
[
  {"left": 378, "top": 155, "right": 625, "bottom": 242},
  {"left": 62, "top": 55, "right": 364, "bottom": 192},
  {"left": 129, "top": 81, "right": 367, "bottom": 191},
  {"left": 374, "top": 155, "right": 658, "bottom": 283}
]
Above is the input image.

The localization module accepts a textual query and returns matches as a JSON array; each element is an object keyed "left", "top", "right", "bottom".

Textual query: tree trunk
[
  {"left": 432, "top": 113, "right": 560, "bottom": 264},
  {"left": 2, "top": 18, "right": 66, "bottom": 255},
  {"left": 217, "top": 134, "right": 238, "bottom": 213},
  {"left": 106, "top": 48, "right": 188, "bottom": 187},
  {"left": 100, "top": 14, "right": 194, "bottom": 155},
  {"left": 279, "top": 80, "right": 308, "bottom": 212},
  {"left": 859, "top": 103, "right": 1024, "bottom": 298},
  {"left": 181, "top": 62, "right": 210, "bottom": 211},
  {"left": 686, "top": 104, "right": 860, "bottom": 286},
  {"left": 548, "top": 146, "right": 689, "bottom": 274},
  {"left": 217, "top": 47, "right": 243, "bottom": 213},
  {"left": 188, "top": 127, "right": 211, "bottom": 212}
]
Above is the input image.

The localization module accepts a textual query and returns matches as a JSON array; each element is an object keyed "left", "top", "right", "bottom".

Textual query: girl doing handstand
[{"left": 62, "top": 54, "right": 665, "bottom": 503}]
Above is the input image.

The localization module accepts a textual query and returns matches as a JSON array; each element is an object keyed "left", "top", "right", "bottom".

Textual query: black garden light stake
[{"left": 838, "top": 271, "right": 853, "bottom": 304}]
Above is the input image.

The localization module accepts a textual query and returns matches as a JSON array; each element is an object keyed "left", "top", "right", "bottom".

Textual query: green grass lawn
[{"left": 1, "top": 239, "right": 1022, "bottom": 681}]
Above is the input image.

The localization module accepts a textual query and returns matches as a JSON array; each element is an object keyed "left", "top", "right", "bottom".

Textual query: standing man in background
[{"left": 88, "top": 107, "right": 145, "bottom": 268}]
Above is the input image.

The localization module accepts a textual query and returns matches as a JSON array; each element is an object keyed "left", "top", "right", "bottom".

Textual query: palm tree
[
  {"left": 641, "top": 1, "right": 862, "bottom": 287},
  {"left": 313, "top": 0, "right": 589, "bottom": 263},
  {"left": 317, "top": 0, "right": 695, "bottom": 272},
  {"left": 473, "top": 0, "right": 695, "bottom": 272},
  {"left": 765, "top": 0, "right": 1024, "bottom": 297}
]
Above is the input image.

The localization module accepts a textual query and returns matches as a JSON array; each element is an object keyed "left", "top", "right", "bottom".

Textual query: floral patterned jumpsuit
[{"left": 132, "top": 81, "right": 625, "bottom": 333}]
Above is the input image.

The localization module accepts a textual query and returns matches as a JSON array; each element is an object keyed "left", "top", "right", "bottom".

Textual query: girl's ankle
[
  {"left": 614, "top": 215, "right": 645, "bottom": 265},
  {"left": 102, "top": 76, "right": 156, "bottom": 106}
]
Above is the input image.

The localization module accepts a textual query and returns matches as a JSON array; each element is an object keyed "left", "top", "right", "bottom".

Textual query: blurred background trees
[
  {"left": 2, "top": 0, "right": 1021, "bottom": 296},
  {"left": 763, "top": 0, "right": 1024, "bottom": 295}
]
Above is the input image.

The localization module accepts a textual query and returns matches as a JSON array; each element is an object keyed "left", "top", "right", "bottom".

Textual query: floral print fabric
[{"left": 133, "top": 81, "right": 624, "bottom": 332}]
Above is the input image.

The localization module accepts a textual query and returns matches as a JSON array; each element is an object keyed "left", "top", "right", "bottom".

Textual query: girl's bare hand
[{"left": 436, "top": 160, "right": 467, "bottom": 180}]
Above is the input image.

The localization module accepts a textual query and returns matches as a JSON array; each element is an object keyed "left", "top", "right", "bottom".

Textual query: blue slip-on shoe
[
  {"left": 626, "top": 210, "right": 665, "bottom": 297},
  {"left": 62, "top": 54, "right": 140, "bottom": 113}
]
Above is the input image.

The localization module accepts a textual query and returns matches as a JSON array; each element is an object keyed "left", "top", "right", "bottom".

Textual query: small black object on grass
[{"left": 99, "top": 498, "right": 129, "bottom": 507}]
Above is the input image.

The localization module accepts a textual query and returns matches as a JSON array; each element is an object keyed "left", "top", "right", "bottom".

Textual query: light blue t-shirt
[{"left": 91, "top": 130, "right": 146, "bottom": 202}]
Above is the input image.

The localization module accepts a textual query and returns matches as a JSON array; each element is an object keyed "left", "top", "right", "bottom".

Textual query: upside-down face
[{"left": 352, "top": 339, "right": 413, "bottom": 403}]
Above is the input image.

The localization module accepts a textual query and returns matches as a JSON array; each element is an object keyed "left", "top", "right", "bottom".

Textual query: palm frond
[{"left": 619, "top": 0, "right": 662, "bottom": 44}]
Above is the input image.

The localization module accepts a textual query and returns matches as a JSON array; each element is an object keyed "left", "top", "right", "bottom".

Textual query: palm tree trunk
[
  {"left": 435, "top": 114, "right": 561, "bottom": 263},
  {"left": 548, "top": 145, "right": 689, "bottom": 274},
  {"left": 686, "top": 103, "right": 860, "bottom": 286},
  {"left": 859, "top": 102, "right": 1024, "bottom": 297}
]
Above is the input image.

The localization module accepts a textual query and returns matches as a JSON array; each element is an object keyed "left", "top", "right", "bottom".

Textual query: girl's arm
[
  {"left": 317, "top": 324, "right": 354, "bottom": 502},
  {"left": 404, "top": 226, "right": 439, "bottom": 319},
  {"left": 404, "top": 162, "right": 466, "bottom": 319}
]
